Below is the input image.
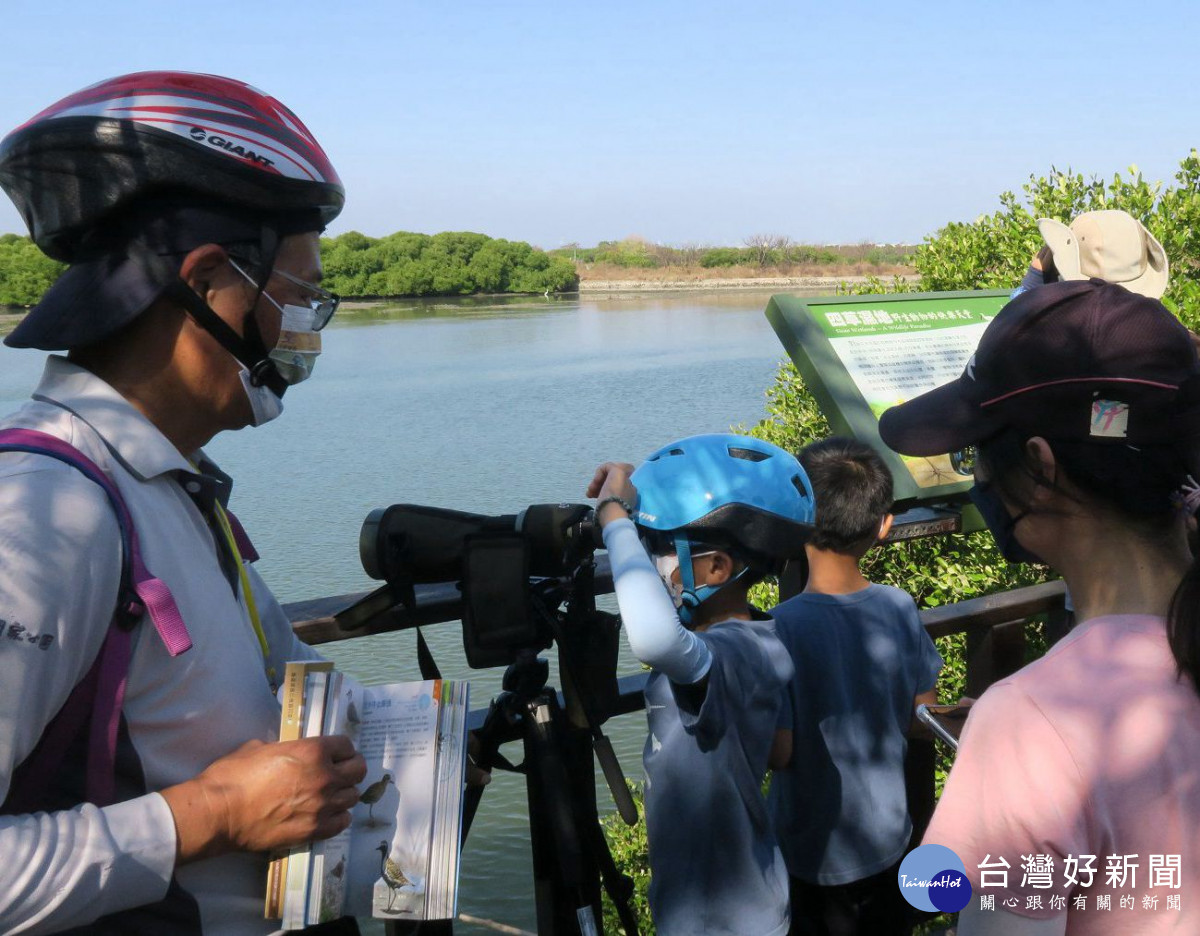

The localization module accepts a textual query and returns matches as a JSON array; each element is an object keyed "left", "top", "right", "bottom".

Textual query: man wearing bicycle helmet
[
  {"left": 0, "top": 73, "right": 366, "bottom": 934},
  {"left": 587, "top": 433, "right": 816, "bottom": 936}
]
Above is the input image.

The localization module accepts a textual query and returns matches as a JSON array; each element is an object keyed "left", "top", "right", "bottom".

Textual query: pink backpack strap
[{"left": 0, "top": 428, "right": 192, "bottom": 807}]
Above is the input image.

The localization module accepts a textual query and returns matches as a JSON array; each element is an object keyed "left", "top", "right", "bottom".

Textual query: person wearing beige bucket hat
[{"left": 1035, "top": 209, "right": 1169, "bottom": 299}]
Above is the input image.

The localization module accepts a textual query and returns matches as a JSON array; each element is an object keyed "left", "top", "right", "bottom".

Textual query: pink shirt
[{"left": 924, "top": 615, "right": 1200, "bottom": 933}]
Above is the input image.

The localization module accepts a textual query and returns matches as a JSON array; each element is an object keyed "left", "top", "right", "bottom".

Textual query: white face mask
[
  {"left": 234, "top": 291, "right": 320, "bottom": 428},
  {"left": 228, "top": 258, "right": 324, "bottom": 387},
  {"left": 652, "top": 550, "right": 716, "bottom": 608},
  {"left": 239, "top": 365, "right": 284, "bottom": 427},
  {"left": 267, "top": 302, "right": 322, "bottom": 385},
  {"left": 653, "top": 554, "right": 685, "bottom": 608}
]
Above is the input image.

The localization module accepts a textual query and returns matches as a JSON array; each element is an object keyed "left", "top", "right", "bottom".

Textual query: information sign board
[{"left": 765, "top": 289, "right": 1011, "bottom": 513}]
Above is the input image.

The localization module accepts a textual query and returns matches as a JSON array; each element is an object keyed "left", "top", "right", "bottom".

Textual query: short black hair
[{"left": 799, "top": 437, "right": 894, "bottom": 553}]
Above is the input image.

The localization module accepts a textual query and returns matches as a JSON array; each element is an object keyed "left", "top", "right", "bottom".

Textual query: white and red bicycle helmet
[
  {"left": 0, "top": 70, "right": 343, "bottom": 262},
  {"left": 0, "top": 71, "right": 343, "bottom": 363}
]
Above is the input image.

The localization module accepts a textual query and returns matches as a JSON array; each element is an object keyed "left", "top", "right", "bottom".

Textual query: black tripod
[
  {"left": 462, "top": 562, "right": 640, "bottom": 935},
  {"left": 381, "top": 562, "right": 640, "bottom": 936}
]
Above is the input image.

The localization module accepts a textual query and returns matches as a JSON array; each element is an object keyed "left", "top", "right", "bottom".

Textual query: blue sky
[{"left": 1, "top": 0, "right": 1196, "bottom": 249}]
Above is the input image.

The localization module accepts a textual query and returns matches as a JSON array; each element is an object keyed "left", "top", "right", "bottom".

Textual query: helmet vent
[
  {"left": 667, "top": 448, "right": 685, "bottom": 456},
  {"left": 791, "top": 475, "right": 810, "bottom": 499},
  {"left": 727, "top": 446, "right": 769, "bottom": 462}
]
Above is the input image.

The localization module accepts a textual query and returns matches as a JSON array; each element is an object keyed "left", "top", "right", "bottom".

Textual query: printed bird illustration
[
  {"left": 329, "top": 854, "right": 346, "bottom": 881},
  {"left": 358, "top": 773, "right": 394, "bottom": 826},
  {"left": 375, "top": 839, "right": 412, "bottom": 913},
  {"left": 345, "top": 695, "right": 361, "bottom": 728}
]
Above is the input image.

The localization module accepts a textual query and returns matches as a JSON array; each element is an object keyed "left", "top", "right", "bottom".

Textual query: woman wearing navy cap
[{"left": 880, "top": 280, "right": 1200, "bottom": 936}]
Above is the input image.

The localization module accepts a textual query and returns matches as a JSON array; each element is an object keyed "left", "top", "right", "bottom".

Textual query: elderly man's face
[{"left": 180, "top": 230, "right": 326, "bottom": 436}]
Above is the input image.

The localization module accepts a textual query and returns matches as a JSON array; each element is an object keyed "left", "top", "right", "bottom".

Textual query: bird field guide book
[{"left": 265, "top": 660, "right": 470, "bottom": 928}]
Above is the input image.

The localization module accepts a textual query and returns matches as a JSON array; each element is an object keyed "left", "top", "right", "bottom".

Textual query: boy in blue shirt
[
  {"left": 588, "top": 433, "right": 816, "bottom": 936},
  {"left": 767, "top": 437, "right": 942, "bottom": 936}
]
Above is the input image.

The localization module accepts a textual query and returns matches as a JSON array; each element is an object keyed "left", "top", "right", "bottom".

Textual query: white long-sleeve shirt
[{"left": 0, "top": 356, "right": 320, "bottom": 935}]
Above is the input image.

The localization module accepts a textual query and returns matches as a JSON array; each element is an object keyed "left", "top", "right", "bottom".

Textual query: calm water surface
[{"left": 0, "top": 289, "right": 823, "bottom": 934}]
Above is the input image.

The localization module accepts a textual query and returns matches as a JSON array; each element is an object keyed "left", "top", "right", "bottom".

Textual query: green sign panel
[{"left": 765, "top": 289, "right": 1011, "bottom": 513}]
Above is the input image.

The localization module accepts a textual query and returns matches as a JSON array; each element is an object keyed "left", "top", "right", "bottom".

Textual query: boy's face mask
[{"left": 651, "top": 550, "right": 716, "bottom": 608}]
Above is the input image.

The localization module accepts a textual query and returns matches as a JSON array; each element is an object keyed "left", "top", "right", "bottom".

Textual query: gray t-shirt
[
  {"left": 643, "top": 616, "right": 793, "bottom": 936},
  {"left": 768, "top": 584, "right": 942, "bottom": 885}
]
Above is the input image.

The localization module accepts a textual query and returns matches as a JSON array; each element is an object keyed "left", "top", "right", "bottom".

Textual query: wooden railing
[
  {"left": 284, "top": 569, "right": 1068, "bottom": 846},
  {"left": 283, "top": 564, "right": 1068, "bottom": 707}
]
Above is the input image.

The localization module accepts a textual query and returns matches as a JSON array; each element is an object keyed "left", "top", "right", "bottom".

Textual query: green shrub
[
  {"left": 698, "top": 247, "right": 745, "bottom": 268},
  {"left": 594, "top": 238, "right": 658, "bottom": 269},
  {"left": 790, "top": 245, "right": 842, "bottom": 266},
  {"left": 601, "top": 784, "right": 656, "bottom": 935}
]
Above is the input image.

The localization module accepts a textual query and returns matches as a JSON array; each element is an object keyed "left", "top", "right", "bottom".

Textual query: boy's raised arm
[{"left": 589, "top": 461, "right": 713, "bottom": 686}]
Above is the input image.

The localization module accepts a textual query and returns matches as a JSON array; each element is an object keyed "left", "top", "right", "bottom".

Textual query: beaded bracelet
[{"left": 595, "top": 495, "right": 636, "bottom": 519}]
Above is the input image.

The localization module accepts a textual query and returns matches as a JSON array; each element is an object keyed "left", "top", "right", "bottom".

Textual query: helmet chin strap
[
  {"left": 167, "top": 279, "right": 288, "bottom": 397},
  {"left": 164, "top": 225, "right": 291, "bottom": 399},
  {"left": 674, "top": 535, "right": 748, "bottom": 626}
]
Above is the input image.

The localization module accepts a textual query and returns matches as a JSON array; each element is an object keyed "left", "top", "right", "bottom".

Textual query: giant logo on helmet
[{"left": 189, "top": 126, "right": 275, "bottom": 169}]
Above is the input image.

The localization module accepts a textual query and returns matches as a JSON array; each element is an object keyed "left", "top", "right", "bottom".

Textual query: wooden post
[{"left": 965, "top": 618, "right": 1026, "bottom": 699}]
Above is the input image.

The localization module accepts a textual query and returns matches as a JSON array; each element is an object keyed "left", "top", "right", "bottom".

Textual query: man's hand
[{"left": 162, "top": 734, "right": 367, "bottom": 864}]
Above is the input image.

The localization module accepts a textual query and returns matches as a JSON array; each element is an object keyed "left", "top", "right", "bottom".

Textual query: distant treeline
[
  {"left": 551, "top": 236, "right": 916, "bottom": 270},
  {"left": 0, "top": 229, "right": 918, "bottom": 307},
  {"left": 0, "top": 230, "right": 580, "bottom": 306},
  {"left": 321, "top": 230, "right": 578, "bottom": 298}
]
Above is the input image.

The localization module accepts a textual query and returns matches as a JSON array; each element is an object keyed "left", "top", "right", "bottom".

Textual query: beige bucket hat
[{"left": 1037, "top": 209, "right": 1169, "bottom": 299}]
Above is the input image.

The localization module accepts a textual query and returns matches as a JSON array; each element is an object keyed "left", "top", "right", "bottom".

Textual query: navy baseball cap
[{"left": 879, "top": 280, "right": 1200, "bottom": 457}]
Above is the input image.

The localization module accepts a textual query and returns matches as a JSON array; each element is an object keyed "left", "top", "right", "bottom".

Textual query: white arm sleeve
[
  {"left": 0, "top": 460, "right": 176, "bottom": 933},
  {"left": 602, "top": 518, "right": 711, "bottom": 684}
]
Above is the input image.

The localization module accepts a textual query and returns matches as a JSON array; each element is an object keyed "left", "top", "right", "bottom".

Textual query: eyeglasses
[
  {"left": 270, "top": 268, "right": 340, "bottom": 331},
  {"left": 228, "top": 258, "right": 340, "bottom": 331}
]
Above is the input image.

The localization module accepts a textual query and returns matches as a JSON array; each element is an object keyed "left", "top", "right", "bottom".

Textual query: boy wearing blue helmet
[{"left": 588, "top": 433, "right": 816, "bottom": 936}]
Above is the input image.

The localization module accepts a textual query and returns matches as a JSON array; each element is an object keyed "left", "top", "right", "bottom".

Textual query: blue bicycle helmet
[{"left": 630, "top": 433, "right": 815, "bottom": 620}]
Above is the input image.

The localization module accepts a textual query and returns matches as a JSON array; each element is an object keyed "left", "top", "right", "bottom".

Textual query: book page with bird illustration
[{"left": 270, "top": 669, "right": 469, "bottom": 927}]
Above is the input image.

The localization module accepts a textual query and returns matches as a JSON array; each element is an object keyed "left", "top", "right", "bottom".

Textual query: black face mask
[{"left": 969, "top": 481, "right": 1043, "bottom": 565}]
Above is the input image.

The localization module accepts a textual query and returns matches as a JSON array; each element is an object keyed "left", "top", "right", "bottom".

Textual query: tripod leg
[{"left": 521, "top": 691, "right": 603, "bottom": 935}]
